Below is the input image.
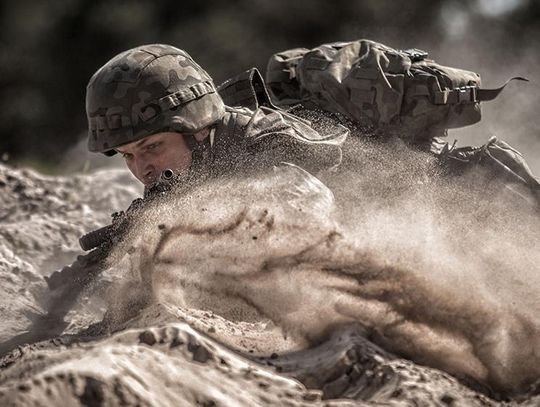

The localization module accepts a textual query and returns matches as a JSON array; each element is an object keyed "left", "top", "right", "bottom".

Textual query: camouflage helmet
[{"left": 86, "top": 44, "right": 225, "bottom": 156}]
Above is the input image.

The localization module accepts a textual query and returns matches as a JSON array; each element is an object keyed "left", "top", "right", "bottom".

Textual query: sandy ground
[{"left": 0, "top": 157, "right": 539, "bottom": 406}]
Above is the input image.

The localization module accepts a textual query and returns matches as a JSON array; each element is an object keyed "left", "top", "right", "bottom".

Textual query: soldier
[
  {"left": 32, "top": 40, "right": 539, "bottom": 345},
  {"left": 86, "top": 44, "right": 346, "bottom": 189},
  {"left": 86, "top": 41, "right": 539, "bottom": 196}
]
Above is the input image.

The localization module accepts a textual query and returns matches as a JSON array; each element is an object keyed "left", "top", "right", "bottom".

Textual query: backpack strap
[
  {"left": 476, "top": 76, "right": 529, "bottom": 102},
  {"left": 217, "top": 68, "right": 277, "bottom": 110},
  {"left": 431, "top": 77, "right": 529, "bottom": 105}
]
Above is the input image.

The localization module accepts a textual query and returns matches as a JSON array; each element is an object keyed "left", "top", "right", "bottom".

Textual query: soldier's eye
[
  {"left": 147, "top": 142, "right": 161, "bottom": 151},
  {"left": 122, "top": 153, "right": 133, "bottom": 160}
]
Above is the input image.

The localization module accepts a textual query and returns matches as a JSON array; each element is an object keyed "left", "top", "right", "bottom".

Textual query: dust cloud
[{"left": 103, "top": 131, "right": 540, "bottom": 396}]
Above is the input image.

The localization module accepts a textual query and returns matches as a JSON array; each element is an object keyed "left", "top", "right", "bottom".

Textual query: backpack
[{"left": 266, "top": 39, "right": 525, "bottom": 148}]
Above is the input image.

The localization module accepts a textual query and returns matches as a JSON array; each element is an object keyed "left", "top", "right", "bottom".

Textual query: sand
[{"left": 0, "top": 152, "right": 539, "bottom": 406}]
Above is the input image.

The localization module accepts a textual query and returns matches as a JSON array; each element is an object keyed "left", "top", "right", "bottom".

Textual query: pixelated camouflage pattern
[
  {"left": 86, "top": 44, "right": 225, "bottom": 155},
  {"left": 266, "top": 39, "right": 482, "bottom": 148}
]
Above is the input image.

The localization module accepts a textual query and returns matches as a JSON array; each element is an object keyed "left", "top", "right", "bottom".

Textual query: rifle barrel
[{"left": 79, "top": 224, "right": 113, "bottom": 251}]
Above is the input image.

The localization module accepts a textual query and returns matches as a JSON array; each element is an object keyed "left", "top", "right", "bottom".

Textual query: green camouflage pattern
[
  {"left": 266, "top": 39, "right": 482, "bottom": 148},
  {"left": 86, "top": 44, "right": 225, "bottom": 155}
]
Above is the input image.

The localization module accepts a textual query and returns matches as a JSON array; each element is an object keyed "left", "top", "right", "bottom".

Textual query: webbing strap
[
  {"left": 433, "top": 76, "right": 528, "bottom": 105},
  {"left": 476, "top": 76, "right": 529, "bottom": 102},
  {"left": 90, "top": 81, "right": 217, "bottom": 129},
  {"left": 157, "top": 81, "right": 216, "bottom": 112},
  {"left": 433, "top": 86, "right": 477, "bottom": 104}
]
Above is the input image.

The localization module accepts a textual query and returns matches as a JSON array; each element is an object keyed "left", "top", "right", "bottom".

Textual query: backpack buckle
[
  {"left": 434, "top": 85, "right": 478, "bottom": 105},
  {"left": 402, "top": 48, "right": 429, "bottom": 62},
  {"left": 457, "top": 86, "right": 477, "bottom": 103}
]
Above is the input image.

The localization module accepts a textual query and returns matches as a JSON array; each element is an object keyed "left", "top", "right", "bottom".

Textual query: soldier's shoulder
[{"left": 218, "top": 67, "right": 277, "bottom": 111}]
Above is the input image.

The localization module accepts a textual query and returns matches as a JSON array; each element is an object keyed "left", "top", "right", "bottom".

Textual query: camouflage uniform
[
  {"left": 86, "top": 44, "right": 345, "bottom": 178},
  {"left": 86, "top": 42, "right": 539, "bottom": 196}
]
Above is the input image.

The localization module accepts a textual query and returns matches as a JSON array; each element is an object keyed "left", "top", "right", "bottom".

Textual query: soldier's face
[{"left": 115, "top": 132, "right": 192, "bottom": 186}]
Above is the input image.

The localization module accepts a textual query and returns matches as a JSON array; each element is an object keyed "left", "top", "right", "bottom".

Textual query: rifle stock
[{"left": 47, "top": 168, "right": 178, "bottom": 293}]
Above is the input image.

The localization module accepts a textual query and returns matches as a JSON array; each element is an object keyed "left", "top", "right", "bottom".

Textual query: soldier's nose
[{"left": 142, "top": 166, "right": 157, "bottom": 185}]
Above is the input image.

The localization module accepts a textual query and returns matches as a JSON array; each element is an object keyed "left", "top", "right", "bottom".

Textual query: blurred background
[{"left": 1, "top": 0, "right": 539, "bottom": 173}]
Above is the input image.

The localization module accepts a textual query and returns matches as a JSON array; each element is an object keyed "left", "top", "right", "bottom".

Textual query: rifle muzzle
[{"left": 161, "top": 168, "right": 174, "bottom": 180}]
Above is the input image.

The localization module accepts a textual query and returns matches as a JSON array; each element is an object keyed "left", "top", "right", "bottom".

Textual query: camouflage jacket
[{"left": 203, "top": 105, "right": 347, "bottom": 178}]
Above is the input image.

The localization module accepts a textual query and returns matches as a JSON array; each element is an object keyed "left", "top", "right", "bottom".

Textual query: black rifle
[{"left": 0, "top": 169, "right": 177, "bottom": 355}]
